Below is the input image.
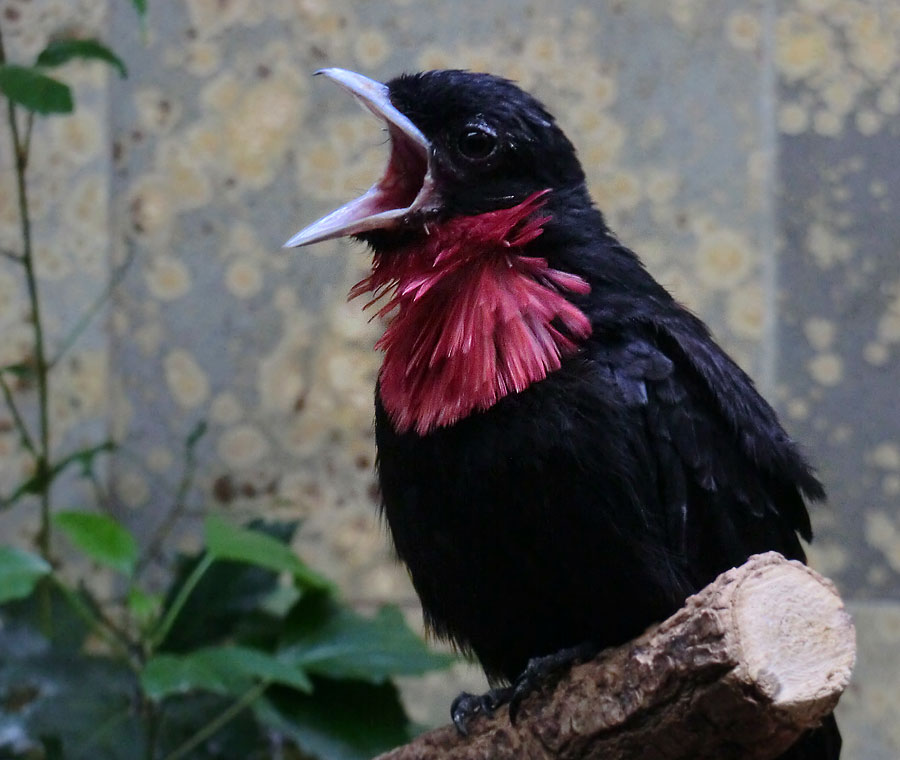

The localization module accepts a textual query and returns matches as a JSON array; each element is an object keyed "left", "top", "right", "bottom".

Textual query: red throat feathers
[{"left": 350, "top": 192, "right": 592, "bottom": 435}]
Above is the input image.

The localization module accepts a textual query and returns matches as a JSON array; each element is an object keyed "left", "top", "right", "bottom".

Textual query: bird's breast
[{"left": 376, "top": 253, "right": 591, "bottom": 434}]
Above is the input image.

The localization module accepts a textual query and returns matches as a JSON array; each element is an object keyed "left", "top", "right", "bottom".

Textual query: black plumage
[
  {"left": 293, "top": 69, "right": 840, "bottom": 759},
  {"left": 375, "top": 222, "right": 821, "bottom": 678}
]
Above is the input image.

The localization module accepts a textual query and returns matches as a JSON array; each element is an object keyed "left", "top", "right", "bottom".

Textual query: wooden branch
[{"left": 377, "top": 552, "right": 855, "bottom": 760}]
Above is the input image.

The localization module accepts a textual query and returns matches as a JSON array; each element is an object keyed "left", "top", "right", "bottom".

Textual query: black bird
[{"left": 285, "top": 68, "right": 841, "bottom": 759}]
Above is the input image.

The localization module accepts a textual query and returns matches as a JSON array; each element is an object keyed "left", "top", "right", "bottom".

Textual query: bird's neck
[{"left": 351, "top": 192, "right": 592, "bottom": 436}]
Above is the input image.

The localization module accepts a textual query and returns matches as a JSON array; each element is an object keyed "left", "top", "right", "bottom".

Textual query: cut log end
[{"left": 731, "top": 553, "right": 856, "bottom": 712}]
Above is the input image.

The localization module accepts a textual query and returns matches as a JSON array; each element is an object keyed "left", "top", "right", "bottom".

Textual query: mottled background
[{"left": 1, "top": 0, "right": 898, "bottom": 756}]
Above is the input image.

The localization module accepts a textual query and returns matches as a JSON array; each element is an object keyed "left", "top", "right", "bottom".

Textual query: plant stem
[
  {"left": 86, "top": 465, "right": 112, "bottom": 511},
  {"left": 150, "top": 553, "right": 214, "bottom": 650},
  {"left": 0, "top": 26, "right": 53, "bottom": 560},
  {"left": 49, "top": 240, "right": 137, "bottom": 368},
  {"left": 51, "top": 575, "right": 137, "bottom": 666},
  {"left": 0, "top": 371, "right": 37, "bottom": 456},
  {"left": 74, "top": 706, "right": 133, "bottom": 757},
  {"left": 144, "top": 699, "right": 161, "bottom": 760},
  {"left": 160, "top": 682, "right": 269, "bottom": 760},
  {"left": 136, "top": 422, "right": 206, "bottom": 574}
]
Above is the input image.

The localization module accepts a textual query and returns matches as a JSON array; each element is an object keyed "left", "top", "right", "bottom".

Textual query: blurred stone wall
[{"left": 0, "top": 0, "right": 898, "bottom": 755}]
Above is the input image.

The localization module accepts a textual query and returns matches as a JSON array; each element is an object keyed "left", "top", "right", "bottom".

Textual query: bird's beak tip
[{"left": 282, "top": 232, "right": 310, "bottom": 249}]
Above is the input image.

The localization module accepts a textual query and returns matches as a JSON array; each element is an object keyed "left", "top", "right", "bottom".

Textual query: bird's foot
[
  {"left": 450, "top": 643, "right": 596, "bottom": 735},
  {"left": 451, "top": 687, "right": 512, "bottom": 736},
  {"left": 507, "top": 642, "right": 596, "bottom": 724}
]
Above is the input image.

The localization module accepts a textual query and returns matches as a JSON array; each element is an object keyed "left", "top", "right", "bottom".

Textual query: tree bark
[{"left": 376, "top": 552, "right": 856, "bottom": 760}]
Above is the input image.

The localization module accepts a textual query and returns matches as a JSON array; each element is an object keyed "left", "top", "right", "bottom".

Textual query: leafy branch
[
  {"left": 0, "top": 23, "right": 127, "bottom": 559},
  {"left": 2, "top": 516, "right": 454, "bottom": 759},
  {"left": 0, "top": 5, "right": 457, "bottom": 759},
  {"left": 0, "top": 27, "right": 53, "bottom": 558}
]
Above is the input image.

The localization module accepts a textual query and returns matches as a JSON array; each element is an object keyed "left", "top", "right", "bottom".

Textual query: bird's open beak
[{"left": 283, "top": 69, "right": 437, "bottom": 248}]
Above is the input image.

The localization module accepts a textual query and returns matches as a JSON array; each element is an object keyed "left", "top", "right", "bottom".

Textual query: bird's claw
[
  {"left": 450, "top": 644, "right": 596, "bottom": 734},
  {"left": 451, "top": 687, "right": 512, "bottom": 736},
  {"left": 507, "top": 642, "right": 596, "bottom": 724}
]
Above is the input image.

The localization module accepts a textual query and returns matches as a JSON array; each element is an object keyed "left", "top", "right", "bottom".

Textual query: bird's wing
[
  {"left": 657, "top": 311, "right": 824, "bottom": 523},
  {"left": 596, "top": 326, "right": 819, "bottom": 586}
]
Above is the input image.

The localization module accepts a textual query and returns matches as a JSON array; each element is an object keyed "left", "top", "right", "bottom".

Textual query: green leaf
[
  {"left": 142, "top": 651, "right": 249, "bottom": 699},
  {"left": 0, "top": 361, "right": 35, "bottom": 380},
  {"left": 36, "top": 39, "right": 127, "bottom": 78},
  {"left": 40, "top": 735, "right": 64, "bottom": 760},
  {"left": 0, "top": 64, "right": 73, "bottom": 114},
  {"left": 259, "top": 583, "right": 301, "bottom": 617},
  {"left": 0, "top": 622, "right": 142, "bottom": 759},
  {"left": 280, "top": 594, "right": 455, "bottom": 683},
  {"left": 0, "top": 618, "right": 265, "bottom": 760},
  {"left": 53, "top": 511, "right": 138, "bottom": 575},
  {"left": 1, "top": 582, "right": 92, "bottom": 653},
  {"left": 0, "top": 546, "right": 50, "bottom": 603},
  {"left": 130, "top": 0, "right": 149, "bottom": 43},
  {"left": 155, "top": 520, "right": 296, "bottom": 652},
  {"left": 205, "top": 515, "right": 331, "bottom": 591},
  {"left": 186, "top": 419, "right": 207, "bottom": 449},
  {"left": 256, "top": 679, "right": 412, "bottom": 760},
  {"left": 141, "top": 646, "right": 312, "bottom": 700},
  {"left": 127, "top": 587, "right": 162, "bottom": 630}
]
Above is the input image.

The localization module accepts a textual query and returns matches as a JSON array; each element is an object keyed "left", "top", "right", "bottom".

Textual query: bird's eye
[{"left": 456, "top": 125, "right": 498, "bottom": 161}]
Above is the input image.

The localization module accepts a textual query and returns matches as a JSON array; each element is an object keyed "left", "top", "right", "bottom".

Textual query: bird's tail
[{"left": 777, "top": 714, "right": 841, "bottom": 760}]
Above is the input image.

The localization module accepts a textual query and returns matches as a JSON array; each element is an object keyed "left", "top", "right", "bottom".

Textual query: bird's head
[
  {"left": 284, "top": 69, "right": 595, "bottom": 435},
  {"left": 284, "top": 68, "right": 587, "bottom": 250}
]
